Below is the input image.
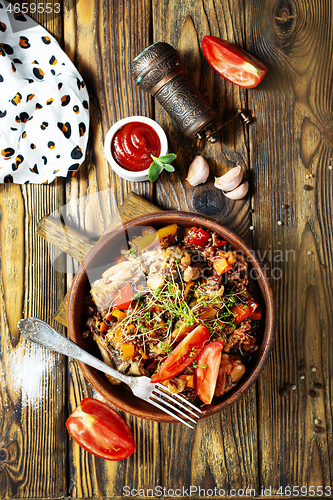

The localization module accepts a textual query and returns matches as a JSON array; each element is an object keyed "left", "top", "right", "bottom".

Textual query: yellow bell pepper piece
[
  {"left": 111, "top": 307, "right": 127, "bottom": 320},
  {"left": 136, "top": 224, "right": 178, "bottom": 251},
  {"left": 121, "top": 343, "right": 136, "bottom": 359}
]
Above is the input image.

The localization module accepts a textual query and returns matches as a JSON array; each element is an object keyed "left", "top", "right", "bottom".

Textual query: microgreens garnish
[
  {"left": 148, "top": 153, "right": 177, "bottom": 182},
  {"left": 159, "top": 342, "right": 172, "bottom": 354},
  {"left": 192, "top": 361, "right": 207, "bottom": 370}
]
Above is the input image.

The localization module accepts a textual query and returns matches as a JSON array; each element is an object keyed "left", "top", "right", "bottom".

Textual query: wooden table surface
[{"left": 1, "top": 0, "right": 332, "bottom": 498}]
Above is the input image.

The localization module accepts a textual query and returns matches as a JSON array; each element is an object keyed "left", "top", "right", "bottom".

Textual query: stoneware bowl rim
[{"left": 68, "top": 211, "right": 276, "bottom": 422}]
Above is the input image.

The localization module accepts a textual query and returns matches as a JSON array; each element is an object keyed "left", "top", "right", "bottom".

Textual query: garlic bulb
[
  {"left": 223, "top": 181, "right": 249, "bottom": 200},
  {"left": 186, "top": 155, "right": 209, "bottom": 186},
  {"left": 214, "top": 165, "right": 243, "bottom": 192}
]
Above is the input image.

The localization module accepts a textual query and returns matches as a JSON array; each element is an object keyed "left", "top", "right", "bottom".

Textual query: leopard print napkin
[{"left": 0, "top": 1, "right": 89, "bottom": 183}]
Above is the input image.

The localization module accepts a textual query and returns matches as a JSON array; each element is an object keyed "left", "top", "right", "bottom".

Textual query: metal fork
[{"left": 17, "top": 317, "right": 202, "bottom": 428}]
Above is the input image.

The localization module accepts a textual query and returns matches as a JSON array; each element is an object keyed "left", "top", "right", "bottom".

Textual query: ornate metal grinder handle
[
  {"left": 132, "top": 42, "right": 251, "bottom": 142},
  {"left": 132, "top": 41, "right": 217, "bottom": 141}
]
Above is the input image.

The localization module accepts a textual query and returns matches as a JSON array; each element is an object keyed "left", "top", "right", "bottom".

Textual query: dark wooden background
[{"left": 0, "top": 0, "right": 332, "bottom": 498}]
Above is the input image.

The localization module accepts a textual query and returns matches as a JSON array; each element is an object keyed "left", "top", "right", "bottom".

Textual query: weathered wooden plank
[
  {"left": 0, "top": 1, "right": 68, "bottom": 496},
  {"left": 153, "top": 0, "right": 253, "bottom": 236},
  {"left": 153, "top": 0, "right": 259, "bottom": 495},
  {"left": 63, "top": 1, "right": 164, "bottom": 497},
  {"left": 0, "top": 182, "right": 67, "bottom": 498},
  {"left": 63, "top": 0, "right": 154, "bottom": 223},
  {"left": 246, "top": 0, "right": 333, "bottom": 491}
]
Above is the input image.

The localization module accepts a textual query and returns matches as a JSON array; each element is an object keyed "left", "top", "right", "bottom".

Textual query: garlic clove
[
  {"left": 214, "top": 165, "right": 243, "bottom": 192},
  {"left": 223, "top": 181, "right": 249, "bottom": 200},
  {"left": 186, "top": 155, "right": 210, "bottom": 186}
]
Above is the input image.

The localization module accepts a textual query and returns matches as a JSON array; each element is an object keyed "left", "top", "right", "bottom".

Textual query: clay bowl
[{"left": 68, "top": 211, "right": 276, "bottom": 422}]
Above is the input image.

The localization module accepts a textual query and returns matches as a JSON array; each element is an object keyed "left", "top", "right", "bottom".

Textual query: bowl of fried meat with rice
[{"left": 68, "top": 211, "right": 276, "bottom": 422}]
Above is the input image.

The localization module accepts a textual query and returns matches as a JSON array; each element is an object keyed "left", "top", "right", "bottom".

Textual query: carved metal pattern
[
  {"left": 134, "top": 55, "right": 180, "bottom": 92},
  {"left": 132, "top": 42, "right": 216, "bottom": 137},
  {"left": 132, "top": 42, "right": 172, "bottom": 77},
  {"left": 155, "top": 77, "right": 215, "bottom": 133}
]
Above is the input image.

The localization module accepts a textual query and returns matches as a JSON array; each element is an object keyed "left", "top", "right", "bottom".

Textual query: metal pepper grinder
[{"left": 132, "top": 42, "right": 217, "bottom": 141}]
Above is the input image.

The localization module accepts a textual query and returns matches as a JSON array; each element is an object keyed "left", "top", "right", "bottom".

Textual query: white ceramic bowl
[{"left": 104, "top": 116, "right": 168, "bottom": 182}]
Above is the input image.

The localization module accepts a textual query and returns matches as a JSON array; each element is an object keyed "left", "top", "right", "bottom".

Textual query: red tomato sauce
[{"left": 111, "top": 121, "right": 161, "bottom": 172}]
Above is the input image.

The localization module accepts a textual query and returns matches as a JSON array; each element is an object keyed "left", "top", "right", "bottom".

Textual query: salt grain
[{"left": 6, "top": 343, "right": 56, "bottom": 408}]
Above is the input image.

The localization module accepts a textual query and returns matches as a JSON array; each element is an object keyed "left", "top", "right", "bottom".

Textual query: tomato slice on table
[
  {"left": 66, "top": 398, "right": 135, "bottom": 461},
  {"left": 202, "top": 36, "right": 268, "bottom": 88},
  {"left": 113, "top": 282, "right": 135, "bottom": 310},
  {"left": 150, "top": 324, "right": 210, "bottom": 383},
  {"left": 194, "top": 342, "right": 223, "bottom": 405}
]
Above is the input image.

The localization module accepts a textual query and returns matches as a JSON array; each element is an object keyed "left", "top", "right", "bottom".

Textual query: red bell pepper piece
[
  {"left": 247, "top": 299, "right": 259, "bottom": 315},
  {"left": 251, "top": 306, "right": 262, "bottom": 321},
  {"left": 187, "top": 227, "right": 210, "bottom": 247},
  {"left": 215, "top": 240, "right": 227, "bottom": 247},
  {"left": 231, "top": 303, "right": 251, "bottom": 323},
  {"left": 202, "top": 36, "right": 268, "bottom": 88}
]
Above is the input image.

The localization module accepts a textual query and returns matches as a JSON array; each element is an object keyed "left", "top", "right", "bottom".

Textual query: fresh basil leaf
[
  {"left": 155, "top": 159, "right": 164, "bottom": 168},
  {"left": 148, "top": 161, "right": 161, "bottom": 182},
  {"left": 163, "top": 164, "right": 175, "bottom": 172},
  {"left": 158, "top": 153, "right": 177, "bottom": 163}
]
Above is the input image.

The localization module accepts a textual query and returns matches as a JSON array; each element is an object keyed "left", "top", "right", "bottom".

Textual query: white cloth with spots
[{"left": 0, "top": 1, "right": 89, "bottom": 183}]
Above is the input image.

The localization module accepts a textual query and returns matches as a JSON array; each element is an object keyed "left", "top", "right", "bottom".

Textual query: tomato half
[
  {"left": 194, "top": 342, "right": 223, "bottom": 404},
  {"left": 150, "top": 324, "right": 210, "bottom": 383},
  {"left": 66, "top": 398, "right": 135, "bottom": 461},
  {"left": 202, "top": 36, "right": 268, "bottom": 88}
]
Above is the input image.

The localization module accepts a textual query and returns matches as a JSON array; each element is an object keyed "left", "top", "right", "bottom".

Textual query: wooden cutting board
[{"left": 37, "top": 192, "right": 162, "bottom": 327}]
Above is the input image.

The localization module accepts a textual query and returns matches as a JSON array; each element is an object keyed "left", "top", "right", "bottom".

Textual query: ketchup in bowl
[{"left": 111, "top": 121, "right": 161, "bottom": 172}]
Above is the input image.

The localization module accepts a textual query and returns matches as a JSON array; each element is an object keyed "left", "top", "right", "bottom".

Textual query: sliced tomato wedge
[
  {"left": 202, "top": 36, "right": 268, "bottom": 88},
  {"left": 113, "top": 282, "right": 134, "bottom": 310},
  {"left": 66, "top": 398, "right": 135, "bottom": 461},
  {"left": 231, "top": 303, "right": 251, "bottom": 323},
  {"left": 150, "top": 324, "right": 210, "bottom": 383},
  {"left": 194, "top": 342, "right": 223, "bottom": 404}
]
